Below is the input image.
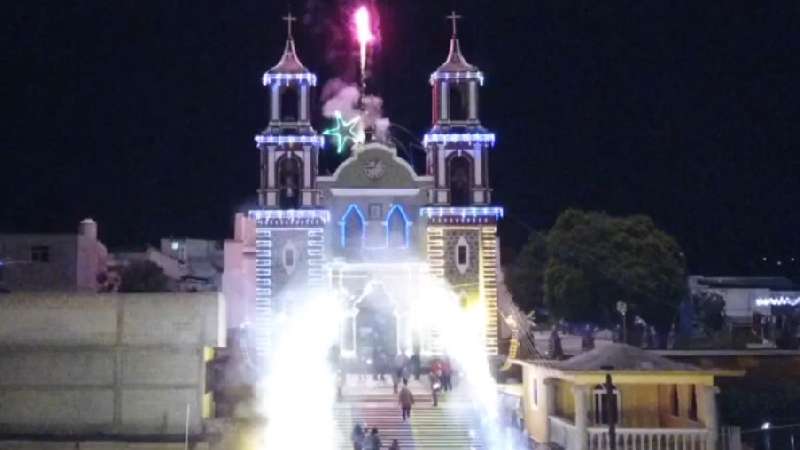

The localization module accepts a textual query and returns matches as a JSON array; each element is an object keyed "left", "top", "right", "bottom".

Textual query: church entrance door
[{"left": 355, "top": 284, "right": 398, "bottom": 365}]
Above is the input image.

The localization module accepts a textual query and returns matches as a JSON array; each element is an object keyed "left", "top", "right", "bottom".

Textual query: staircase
[{"left": 334, "top": 377, "right": 485, "bottom": 449}]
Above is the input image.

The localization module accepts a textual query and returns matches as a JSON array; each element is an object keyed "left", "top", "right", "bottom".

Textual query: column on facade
[
  {"left": 270, "top": 84, "right": 280, "bottom": 121},
  {"left": 702, "top": 385, "right": 719, "bottom": 450},
  {"left": 440, "top": 81, "right": 449, "bottom": 121},
  {"left": 541, "top": 378, "right": 557, "bottom": 444},
  {"left": 572, "top": 384, "right": 590, "bottom": 450},
  {"left": 300, "top": 85, "right": 309, "bottom": 122},
  {"left": 468, "top": 80, "right": 478, "bottom": 120}
]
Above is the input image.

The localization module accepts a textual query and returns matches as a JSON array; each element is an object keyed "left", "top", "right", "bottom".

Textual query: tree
[
  {"left": 506, "top": 231, "right": 548, "bottom": 313},
  {"left": 544, "top": 210, "right": 687, "bottom": 347},
  {"left": 118, "top": 260, "right": 170, "bottom": 293},
  {"left": 692, "top": 291, "right": 726, "bottom": 336}
]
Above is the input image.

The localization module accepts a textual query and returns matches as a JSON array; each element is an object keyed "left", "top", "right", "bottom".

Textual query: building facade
[
  {"left": 224, "top": 19, "right": 502, "bottom": 358},
  {"left": 0, "top": 218, "right": 108, "bottom": 292}
]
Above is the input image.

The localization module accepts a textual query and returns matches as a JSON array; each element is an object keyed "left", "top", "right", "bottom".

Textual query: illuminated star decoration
[{"left": 323, "top": 111, "right": 361, "bottom": 154}]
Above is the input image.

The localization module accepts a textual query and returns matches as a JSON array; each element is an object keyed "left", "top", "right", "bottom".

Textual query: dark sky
[{"left": 2, "top": 1, "right": 799, "bottom": 275}]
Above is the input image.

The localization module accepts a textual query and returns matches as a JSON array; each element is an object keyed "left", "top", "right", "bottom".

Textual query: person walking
[
  {"left": 388, "top": 439, "right": 400, "bottom": 450},
  {"left": 365, "top": 427, "right": 382, "bottom": 450},
  {"left": 351, "top": 423, "right": 365, "bottom": 450},
  {"left": 410, "top": 351, "right": 421, "bottom": 381},
  {"left": 441, "top": 357, "right": 452, "bottom": 392},
  {"left": 429, "top": 370, "right": 442, "bottom": 407},
  {"left": 398, "top": 379, "right": 415, "bottom": 421}
]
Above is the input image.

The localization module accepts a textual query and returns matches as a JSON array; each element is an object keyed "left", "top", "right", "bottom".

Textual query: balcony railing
[
  {"left": 587, "top": 427, "right": 709, "bottom": 450},
  {"left": 550, "top": 416, "right": 579, "bottom": 450}
]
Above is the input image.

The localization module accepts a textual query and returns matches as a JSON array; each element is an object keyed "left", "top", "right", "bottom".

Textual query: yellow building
[{"left": 510, "top": 344, "right": 743, "bottom": 450}]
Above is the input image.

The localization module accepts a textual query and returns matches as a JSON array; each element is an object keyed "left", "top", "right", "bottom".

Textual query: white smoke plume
[{"left": 321, "top": 77, "right": 391, "bottom": 144}]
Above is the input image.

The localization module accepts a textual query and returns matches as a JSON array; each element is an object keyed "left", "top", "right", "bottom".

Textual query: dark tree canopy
[
  {"left": 506, "top": 231, "right": 548, "bottom": 313},
  {"left": 118, "top": 260, "right": 170, "bottom": 293},
  {"left": 509, "top": 209, "right": 688, "bottom": 344}
]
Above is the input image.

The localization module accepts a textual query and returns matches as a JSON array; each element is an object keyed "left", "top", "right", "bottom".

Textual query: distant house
[
  {"left": 689, "top": 275, "right": 800, "bottom": 345},
  {"left": 0, "top": 219, "right": 108, "bottom": 292},
  {"left": 510, "top": 344, "right": 743, "bottom": 450},
  {"left": 111, "top": 237, "right": 223, "bottom": 292}
]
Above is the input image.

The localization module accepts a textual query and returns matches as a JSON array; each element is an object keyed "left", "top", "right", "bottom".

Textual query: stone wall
[{"left": 0, "top": 292, "right": 225, "bottom": 438}]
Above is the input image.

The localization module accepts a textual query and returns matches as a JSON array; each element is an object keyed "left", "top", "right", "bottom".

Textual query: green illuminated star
[{"left": 323, "top": 111, "right": 361, "bottom": 154}]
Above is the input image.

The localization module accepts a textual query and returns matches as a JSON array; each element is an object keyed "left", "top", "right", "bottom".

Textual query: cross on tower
[
  {"left": 447, "top": 11, "right": 462, "bottom": 37},
  {"left": 282, "top": 12, "right": 297, "bottom": 38}
]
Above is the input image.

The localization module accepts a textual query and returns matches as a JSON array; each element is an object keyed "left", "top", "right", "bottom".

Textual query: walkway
[{"left": 334, "top": 376, "right": 485, "bottom": 449}]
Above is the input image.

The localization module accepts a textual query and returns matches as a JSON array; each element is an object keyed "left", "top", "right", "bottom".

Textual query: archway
[
  {"left": 448, "top": 154, "right": 472, "bottom": 206},
  {"left": 277, "top": 155, "right": 301, "bottom": 209},
  {"left": 355, "top": 282, "right": 398, "bottom": 365}
]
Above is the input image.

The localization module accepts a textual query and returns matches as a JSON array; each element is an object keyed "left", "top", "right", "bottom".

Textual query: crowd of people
[{"left": 330, "top": 344, "right": 459, "bottom": 449}]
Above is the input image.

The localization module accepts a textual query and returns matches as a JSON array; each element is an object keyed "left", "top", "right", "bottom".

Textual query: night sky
[{"left": 3, "top": 1, "right": 798, "bottom": 276}]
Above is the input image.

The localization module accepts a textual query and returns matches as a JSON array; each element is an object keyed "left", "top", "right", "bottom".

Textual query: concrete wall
[{"left": 0, "top": 292, "right": 225, "bottom": 437}]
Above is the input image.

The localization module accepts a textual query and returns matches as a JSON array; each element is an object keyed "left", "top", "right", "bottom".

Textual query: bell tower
[
  {"left": 425, "top": 11, "right": 495, "bottom": 206},
  {"left": 421, "top": 12, "right": 501, "bottom": 356},
  {"left": 255, "top": 13, "right": 323, "bottom": 209}
]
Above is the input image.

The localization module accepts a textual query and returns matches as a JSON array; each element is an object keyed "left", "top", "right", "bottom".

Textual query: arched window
[
  {"left": 448, "top": 155, "right": 472, "bottom": 206},
  {"left": 280, "top": 86, "right": 299, "bottom": 122},
  {"left": 386, "top": 205, "right": 410, "bottom": 248},
  {"left": 277, "top": 155, "right": 301, "bottom": 209},
  {"left": 340, "top": 205, "right": 366, "bottom": 250},
  {"left": 448, "top": 83, "right": 469, "bottom": 121}
]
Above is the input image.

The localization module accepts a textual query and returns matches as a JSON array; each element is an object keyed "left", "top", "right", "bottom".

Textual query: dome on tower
[
  {"left": 435, "top": 38, "right": 478, "bottom": 74},
  {"left": 430, "top": 12, "right": 484, "bottom": 85},
  {"left": 262, "top": 13, "right": 317, "bottom": 86},
  {"left": 267, "top": 38, "right": 311, "bottom": 75}
]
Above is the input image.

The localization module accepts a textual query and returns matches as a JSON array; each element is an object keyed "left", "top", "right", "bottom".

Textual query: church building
[{"left": 223, "top": 13, "right": 503, "bottom": 361}]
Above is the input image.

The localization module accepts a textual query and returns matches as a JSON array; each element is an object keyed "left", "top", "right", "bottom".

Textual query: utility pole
[{"left": 605, "top": 373, "right": 617, "bottom": 450}]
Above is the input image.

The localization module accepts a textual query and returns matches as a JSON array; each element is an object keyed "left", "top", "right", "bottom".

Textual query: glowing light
[
  {"left": 338, "top": 204, "right": 367, "bottom": 248},
  {"left": 383, "top": 204, "right": 412, "bottom": 248},
  {"left": 423, "top": 132, "right": 496, "bottom": 146},
  {"left": 262, "top": 72, "right": 317, "bottom": 86},
  {"left": 756, "top": 296, "right": 800, "bottom": 307},
  {"left": 354, "top": 6, "right": 373, "bottom": 75},
  {"left": 323, "top": 111, "right": 362, "bottom": 154},
  {"left": 419, "top": 206, "right": 504, "bottom": 219},
  {"left": 430, "top": 70, "right": 485, "bottom": 86},
  {"left": 255, "top": 134, "right": 325, "bottom": 146},
  {"left": 249, "top": 209, "right": 331, "bottom": 223},
  {"left": 262, "top": 291, "right": 343, "bottom": 448}
]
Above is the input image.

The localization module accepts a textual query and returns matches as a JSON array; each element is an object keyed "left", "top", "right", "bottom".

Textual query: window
[
  {"left": 279, "top": 86, "right": 299, "bottom": 122},
  {"left": 368, "top": 204, "right": 382, "bottom": 220},
  {"left": 688, "top": 385, "right": 698, "bottom": 421},
  {"left": 31, "top": 245, "right": 50, "bottom": 263},
  {"left": 341, "top": 205, "right": 366, "bottom": 250},
  {"left": 455, "top": 237, "right": 470, "bottom": 274},
  {"left": 448, "top": 155, "right": 472, "bottom": 206},
  {"left": 386, "top": 205, "right": 410, "bottom": 248},
  {"left": 277, "top": 156, "right": 302, "bottom": 209},
  {"left": 532, "top": 378, "right": 539, "bottom": 407},
  {"left": 457, "top": 245, "right": 467, "bottom": 265},
  {"left": 593, "top": 385, "right": 621, "bottom": 425},
  {"left": 448, "top": 83, "right": 469, "bottom": 121},
  {"left": 284, "top": 247, "right": 295, "bottom": 269}
]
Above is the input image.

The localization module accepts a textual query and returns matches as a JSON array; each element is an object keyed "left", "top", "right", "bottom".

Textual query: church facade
[{"left": 223, "top": 18, "right": 502, "bottom": 361}]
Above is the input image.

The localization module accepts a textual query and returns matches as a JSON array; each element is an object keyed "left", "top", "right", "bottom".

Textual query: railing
[
  {"left": 587, "top": 427, "right": 709, "bottom": 450},
  {"left": 550, "top": 416, "right": 579, "bottom": 450}
]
